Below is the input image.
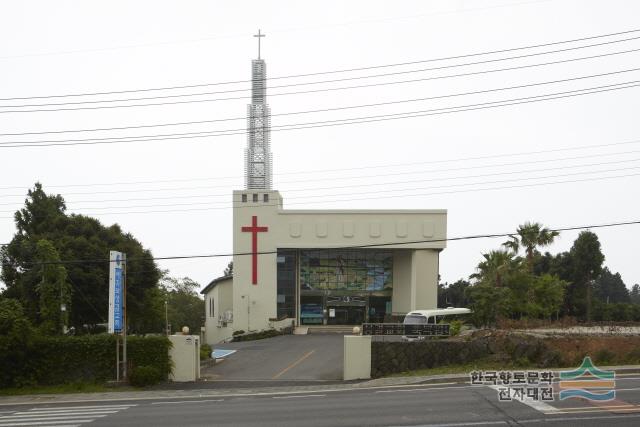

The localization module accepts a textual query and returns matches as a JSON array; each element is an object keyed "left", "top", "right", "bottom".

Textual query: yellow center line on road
[{"left": 272, "top": 350, "right": 316, "bottom": 379}]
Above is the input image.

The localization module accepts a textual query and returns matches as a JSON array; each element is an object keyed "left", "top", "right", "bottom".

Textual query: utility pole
[
  {"left": 165, "top": 300, "right": 169, "bottom": 336},
  {"left": 586, "top": 269, "right": 593, "bottom": 322}
]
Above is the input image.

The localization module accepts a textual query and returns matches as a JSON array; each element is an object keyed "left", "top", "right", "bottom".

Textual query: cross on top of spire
[{"left": 254, "top": 29, "right": 266, "bottom": 59}]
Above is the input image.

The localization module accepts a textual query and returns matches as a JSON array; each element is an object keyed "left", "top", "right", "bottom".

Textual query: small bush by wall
[
  {"left": 129, "top": 365, "right": 163, "bottom": 387},
  {"left": 233, "top": 326, "right": 293, "bottom": 341},
  {"left": 232, "top": 328, "right": 283, "bottom": 342}
]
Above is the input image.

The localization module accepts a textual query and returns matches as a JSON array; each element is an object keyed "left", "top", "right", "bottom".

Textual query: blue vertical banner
[{"left": 108, "top": 251, "right": 125, "bottom": 334}]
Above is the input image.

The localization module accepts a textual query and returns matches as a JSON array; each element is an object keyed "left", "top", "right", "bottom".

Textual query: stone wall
[{"left": 370, "top": 331, "right": 640, "bottom": 378}]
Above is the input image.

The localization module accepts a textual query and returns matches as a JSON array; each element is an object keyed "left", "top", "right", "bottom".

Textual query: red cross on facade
[{"left": 241, "top": 215, "right": 269, "bottom": 285}]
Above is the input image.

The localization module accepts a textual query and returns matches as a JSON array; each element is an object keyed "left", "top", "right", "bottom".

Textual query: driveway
[{"left": 202, "top": 334, "right": 344, "bottom": 381}]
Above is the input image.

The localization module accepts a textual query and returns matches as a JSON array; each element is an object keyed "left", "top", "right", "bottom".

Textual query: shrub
[
  {"left": 200, "top": 343, "right": 212, "bottom": 360},
  {"left": 232, "top": 329, "right": 281, "bottom": 342},
  {"left": 129, "top": 365, "right": 162, "bottom": 387},
  {"left": 449, "top": 320, "right": 463, "bottom": 336},
  {"left": 623, "top": 347, "right": 640, "bottom": 364},
  {"left": 594, "top": 348, "right": 615, "bottom": 365},
  {"left": 232, "top": 330, "right": 245, "bottom": 336}
]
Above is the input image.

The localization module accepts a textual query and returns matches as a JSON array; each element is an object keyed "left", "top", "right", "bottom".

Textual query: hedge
[
  {"left": 369, "top": 331, "right": 640, "bottom": 378},
  {"left": 0, "top": 334, "right": 171, "bottom": 388},
  {"left": 371, "top": 340, "right": 490, "bottom": 378},
  {"left": 371, "top": 333, "right": 565, "bottom": 378}
]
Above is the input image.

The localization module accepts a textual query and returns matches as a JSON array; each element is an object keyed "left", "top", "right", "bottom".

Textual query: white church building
[{"left": 202, "top": 35, "right": 447, "bottom": 345}]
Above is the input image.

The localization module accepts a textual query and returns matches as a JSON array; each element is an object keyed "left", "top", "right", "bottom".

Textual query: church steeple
[{"left": 245, "top": 30, "right": 273, "bottom": 190}]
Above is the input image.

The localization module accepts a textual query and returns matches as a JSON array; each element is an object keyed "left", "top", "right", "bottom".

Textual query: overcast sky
[{"left": 1, "top": 0, "right": 639, "bottom": 291}]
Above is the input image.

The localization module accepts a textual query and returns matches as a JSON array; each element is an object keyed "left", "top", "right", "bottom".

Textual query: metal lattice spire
[{"left": 245, "top": 30, "right": 272, "bottom": 190}]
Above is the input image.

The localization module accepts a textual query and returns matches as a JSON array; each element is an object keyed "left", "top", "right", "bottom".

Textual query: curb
[{"left": 2, "top": 365, "right": 638, "bottom": 406}]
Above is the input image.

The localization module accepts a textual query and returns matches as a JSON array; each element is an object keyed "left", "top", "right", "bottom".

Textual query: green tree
[
  {"left": 160, "top": 273, "right": 204, "bottom": 334},
  {"left": 567, "top": 231, "right": 605, "bottom": 321},
  {"left": 465, "top": 284, "right": 511, "bottom": 327},
  {"left": 594, "top": 267, "right": 629, "bottom": 304},
  {"left": 34, "top": 240, "right": 71, "bottom": 335},
  {"left": 1, "top": 184, "right": 162, "bottom": 332},
  {"left": 528, "top": 274, "right": 566, "bottom": 319},
  {"left": 503, "top": 222, "right": 559, "bottom": 272},
  {"left": 471, "top": 250, "right": 519, "bottom": 288},
  {"left": 0, "top": 298, "right": 32, "bottom": 339},
  {"left": 438, "top": 279, "right": 471, "bottom": 307},
  {"left": 631, "top": 284, "right": 640, "bottom": 305}
]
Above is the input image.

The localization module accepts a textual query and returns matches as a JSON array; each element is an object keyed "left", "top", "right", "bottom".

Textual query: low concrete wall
[
  {"left": 344, "top": 335, "right": 372, "bottom": 380},
  {"left": 169, "top": 335, "right": 201, "bottom": 382}
]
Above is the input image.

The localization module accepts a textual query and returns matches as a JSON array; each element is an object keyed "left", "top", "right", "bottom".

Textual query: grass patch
[
  {"left": 389, "top": 359, "right": 541, "bottom": 378},
  {"left": 0, "top": 382, "right": 132, "bottom": 396}
]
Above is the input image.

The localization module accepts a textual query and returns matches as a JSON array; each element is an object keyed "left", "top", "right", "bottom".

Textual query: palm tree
[
  {"left": 471, "top": 250, "right": 517, "bottom": 288},
  {"left": 503, "top": 222, "right": 559, "bottom": 271}
]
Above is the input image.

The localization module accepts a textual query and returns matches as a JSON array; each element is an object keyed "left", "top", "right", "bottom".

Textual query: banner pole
[
  {"left": 116, "top": 335, "right": 120, "bottom": 382},
  {"left": 122, "top": 253, "right": 128, "bottom": 381}
]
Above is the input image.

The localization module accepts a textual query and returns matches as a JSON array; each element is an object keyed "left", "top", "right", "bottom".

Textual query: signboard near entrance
[
  {"left": 362, "top": 323, "right": 450, "bottom": 336},
  {"left": 329, "top": 308, "right": 336, "bottom": 318},
  {"left": 108, "top": 251, "right": 124, "bottom": 334}
]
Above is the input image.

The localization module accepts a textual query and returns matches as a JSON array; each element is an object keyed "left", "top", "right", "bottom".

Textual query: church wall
[
  {"left": 232, "top": 191, "right": 281, "bottom": 333},
  {"left": 232, "top": 190, "right": 447, "bottom": 332}
]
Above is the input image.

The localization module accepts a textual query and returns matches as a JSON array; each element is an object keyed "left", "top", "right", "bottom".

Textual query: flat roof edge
[{"left": 278, "top": 209, "right": 447, "bottom": 215}]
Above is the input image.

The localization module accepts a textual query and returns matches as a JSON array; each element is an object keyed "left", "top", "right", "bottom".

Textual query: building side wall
[
  {"left": 203, "top": 279, "right": 234, "bottom": 345},
  {"left": 413, "top": 250, "right": 439, "bottom": 311},
  {"left": 392, "top": 250, "right": 413, "bottom": 314}
]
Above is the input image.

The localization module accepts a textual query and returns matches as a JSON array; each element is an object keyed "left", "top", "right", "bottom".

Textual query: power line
[
  {"left": 5, "top": 220, "right": 640, "bottom": 266},
  {"left": 4, "top": 35, "right": 640, "bottom": 109},
  {"left": 2, "top": 67, "right": 639, "bottom": 139},
  {"left": 2, "top": 79, "right": 639, "bottom": 149},
  {"left": 1, "top": 147, "right": 637, "bottom": 203},
  {"left": 1, "top": 169, "right": 637, "bottom": 219},
  {"left": 1, "top": 156, "right": 637, "bottom": 210},
  {"left": 15, "top": 164, "right": 637, "bottom": 212},
  {"left": 2, "top": 46, "right": 640, "bottom": 114},
  {"left": 2, "top": 138, "right": 639, "bottom": 192},
  {"left": 2, "top": 27, "right": 639, "bottom": 101}
]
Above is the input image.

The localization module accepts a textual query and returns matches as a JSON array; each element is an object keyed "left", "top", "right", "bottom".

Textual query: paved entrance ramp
[{"left": 202, "top": 334, "right": 343, "bottom": 381}]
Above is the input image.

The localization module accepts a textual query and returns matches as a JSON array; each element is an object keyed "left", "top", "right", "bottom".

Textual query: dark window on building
[
  {"left": 242, "top": 194, "right": 247, "bottom": 202},
  {"left": 209, "top": 297, "right": 215, "bottom": 318},
  {"left": 263, "top": 193, "right": 269, "bottom": 203},
  {"left": 253, "top": 193, "right": 258, "bottom": 202},
  {"left": 277, "top": 250, "right": 296, "bottom": 319}
]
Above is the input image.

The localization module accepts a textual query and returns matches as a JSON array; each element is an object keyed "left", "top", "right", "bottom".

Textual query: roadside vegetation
[
  {"left": 0, "top": 184, "right": 197, "bottom": 390},
  {"left": 0, "top": 183, "right": 204, "bottom": 337},
  {"left": 439, "top": 222, "right": 640, "bottom": 326}
]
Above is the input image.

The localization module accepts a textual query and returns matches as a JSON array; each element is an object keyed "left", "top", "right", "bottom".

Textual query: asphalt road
[
  {"left": 203, "top": 334, "right": 344, "bottom": 381},
  {"left": 3, "top": 376, "right": 640, "bottom": 426}
]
